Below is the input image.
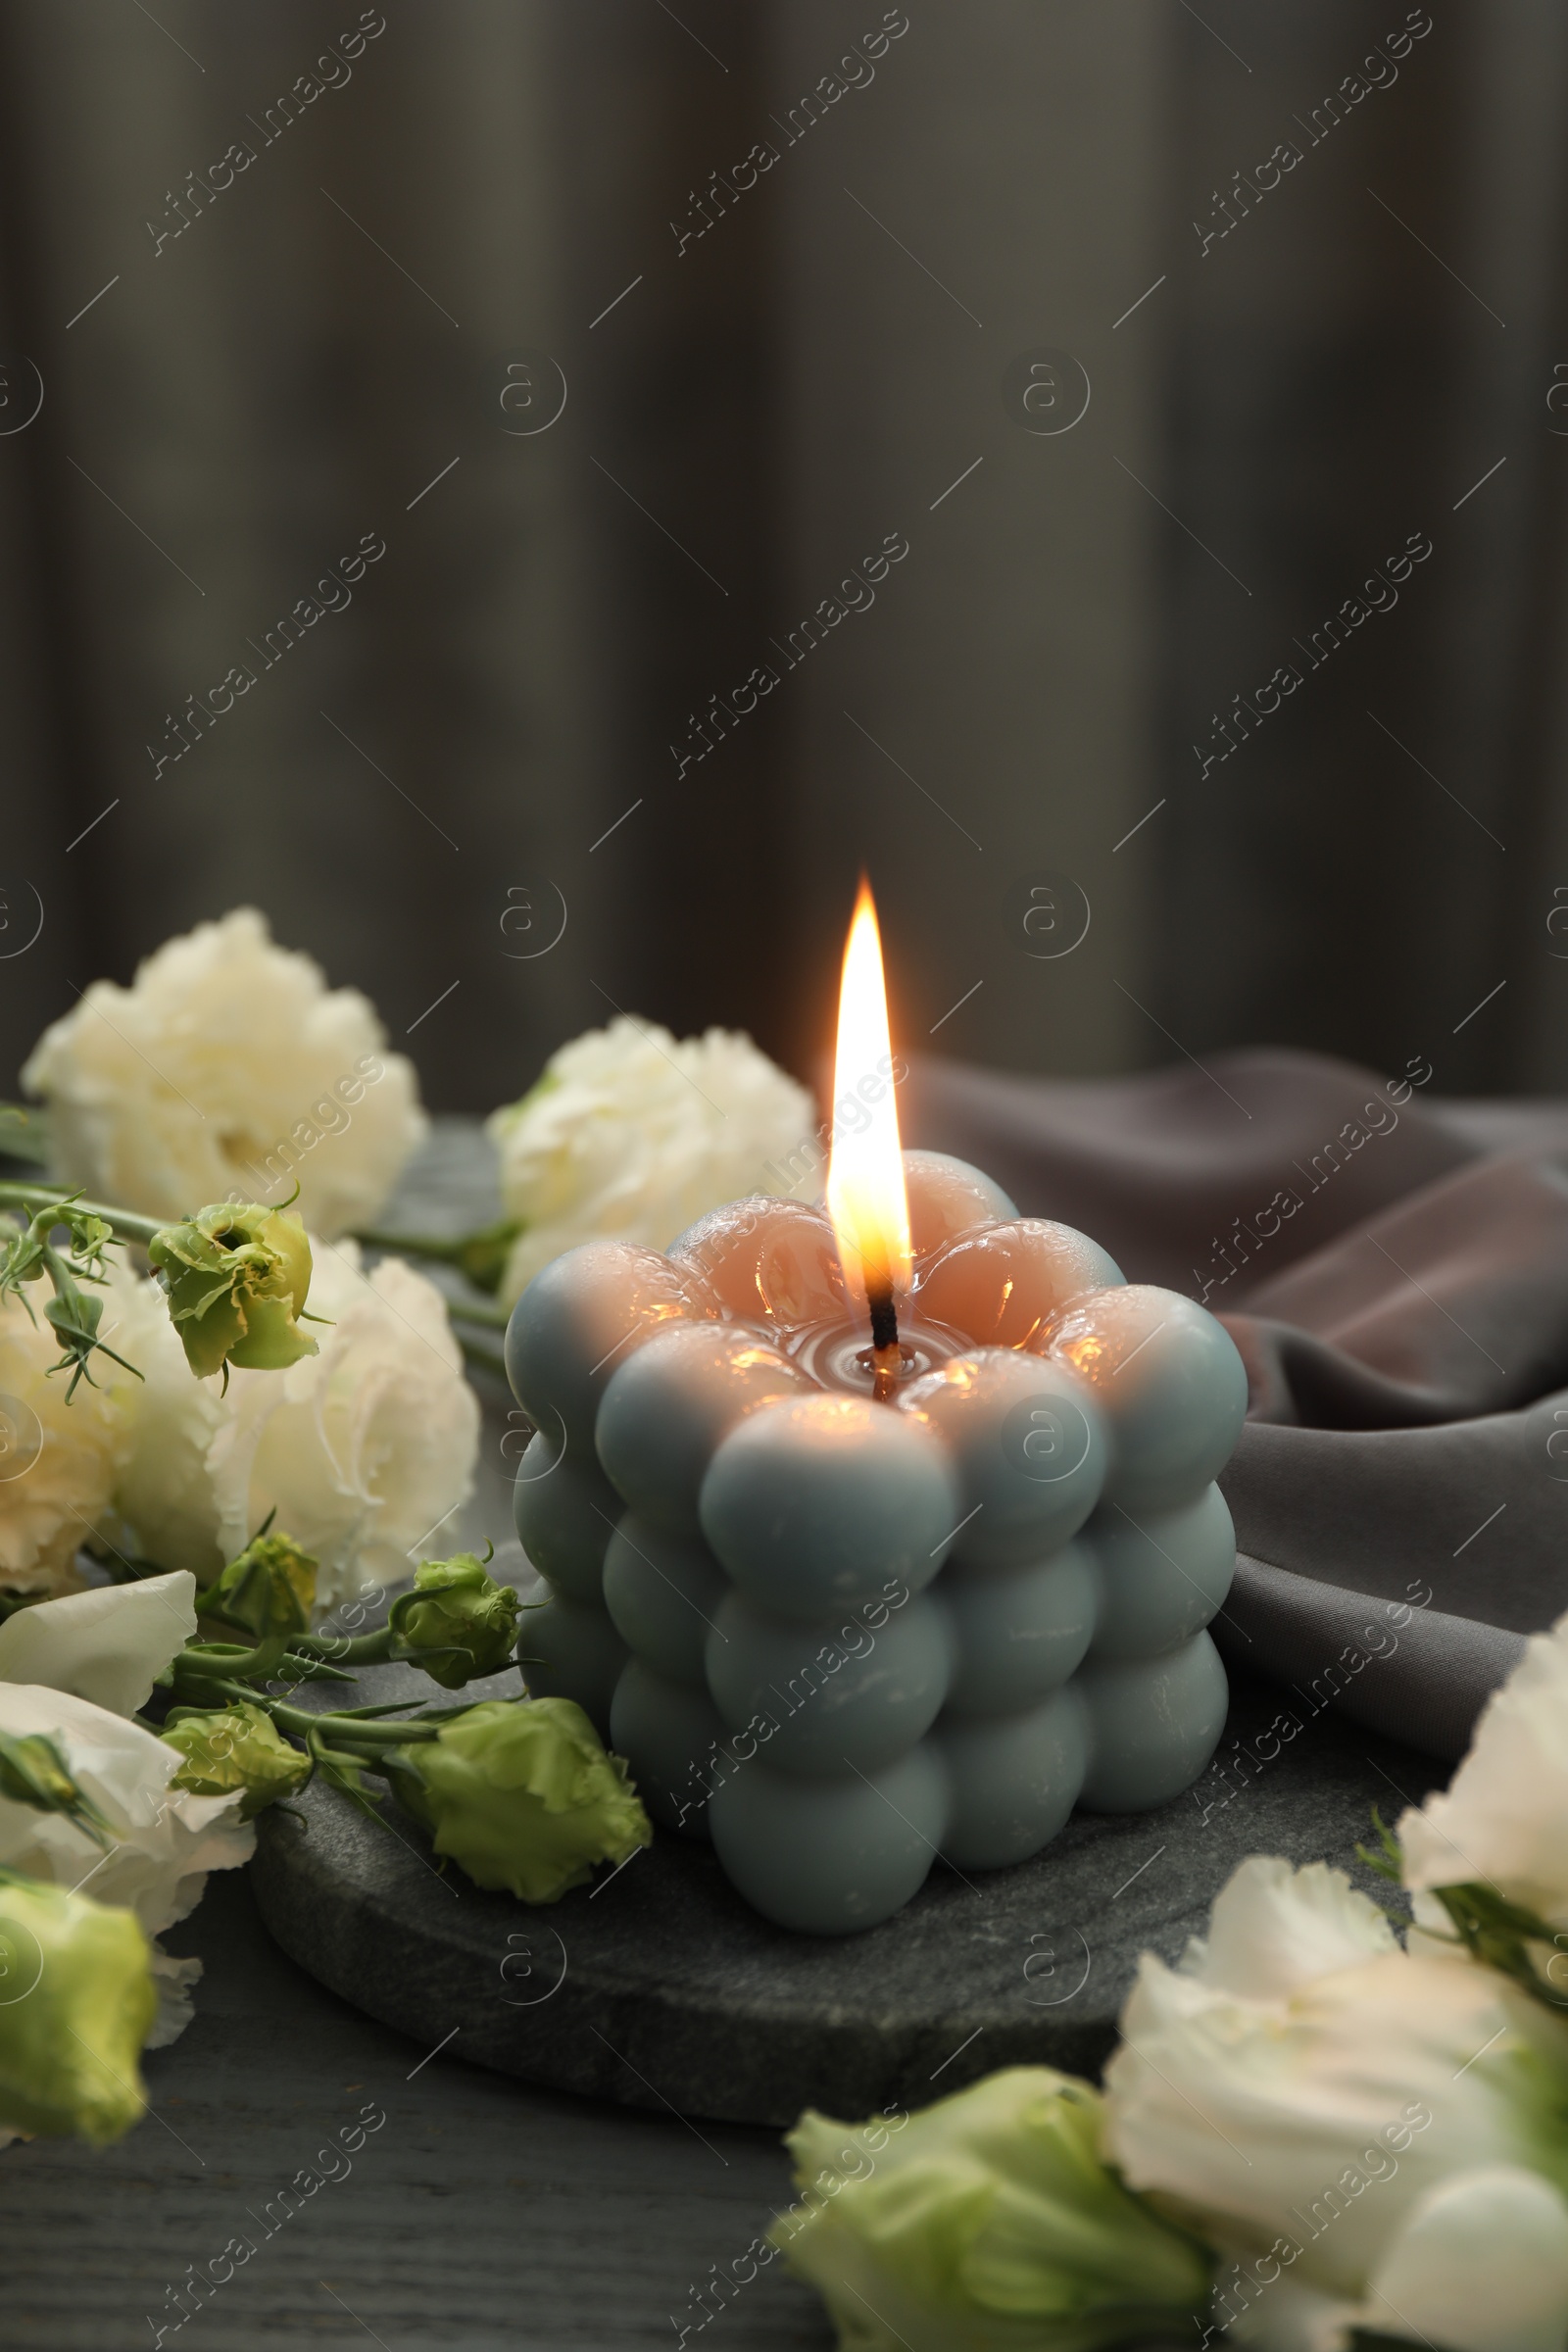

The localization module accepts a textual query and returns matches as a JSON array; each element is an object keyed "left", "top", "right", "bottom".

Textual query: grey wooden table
[{"left": 5, "top": 1867, "right": 829, "bottom": 2351}]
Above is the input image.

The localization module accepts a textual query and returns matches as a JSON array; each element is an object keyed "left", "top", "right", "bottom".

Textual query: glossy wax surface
[{"left": 505, "top": 1151, "right": 1249, "bottom": 1933}]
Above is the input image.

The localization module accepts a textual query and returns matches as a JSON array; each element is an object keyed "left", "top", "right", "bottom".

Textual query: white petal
[
  {"left": 0, "top": 1685, "right": 253, "bottom": 1936},
  {"left": 1189, "top": 1858, "right": 1397, "bottom": 2000},
  {"left": 146, "top": 1944, "right": 204, "bottom": 2048},
  {"left": 1398, "top": 1613, "right": 1568, "bottom": 1929},
  {"left": 0, "top": 1572, "right": 197, "bottom": 1716},
  {"left": 1106, "top": 1945, "right": 1568, "bottom": 2301},
  {"left": 1360, "top": 2168, "right": 1568, "bottom": 2352},
  {"left": 1219, "top": 2256, "right": 1357, "bottom": 2352}
]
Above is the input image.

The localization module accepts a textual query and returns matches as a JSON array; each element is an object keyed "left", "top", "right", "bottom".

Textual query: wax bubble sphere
[{"left": 505, "top": 1158, "right": 1249, "bottom": 1935}]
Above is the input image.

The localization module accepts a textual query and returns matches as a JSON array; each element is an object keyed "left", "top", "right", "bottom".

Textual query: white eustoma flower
[
  {"left": 0, "top": 1288, "right": 128, "bottom": 1595},
  {"left": 488, "top": 1016, "right": 814, "bottom": 1302},
  {"left": 207, "top": 1242, "right": 479, "bottom": 1613},
  {"left": 1398, "top": 1609, "right": 1568, "bottom": 1931},
  {"left": 103, "top": 1267, "right": 227, "bottom": 1583},
  {"left": 0, "top": 1683, "right": 252, "bottom": 2046},
  {"left": 0, "top": 1570, "right": 196, "bottom": 1717},
  {"left": 1103, "top": 1856, "right": 1568, "bottom": 2352},
  {"left": 22, "top": 907, "right": 425, "bottom": 1239}
]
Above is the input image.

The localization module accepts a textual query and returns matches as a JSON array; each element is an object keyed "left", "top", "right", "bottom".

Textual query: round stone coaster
[{"left": 249, "top": 1664, "right": 1442, "bottom": 2129}]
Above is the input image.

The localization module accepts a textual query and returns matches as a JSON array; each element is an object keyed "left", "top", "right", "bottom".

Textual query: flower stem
[
  {"left": 199, "top": 1677, "right": 441, "bottom": 1747},
  {"left": 288, "top": 1628, "right": 397, "bottom": 1665},
  {"left": 0, "top": 1180, "right": 164, "bottom": 1249},
  {"left": 447, "top": 1298, "right": 510, "bottom": 1330},
  {"left": 353, "top": 1216, "right": 520, "bottom": 1298}
]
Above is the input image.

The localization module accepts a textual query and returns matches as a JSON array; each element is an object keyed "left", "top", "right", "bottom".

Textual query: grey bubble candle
[{"left": 506, "top": 885, "right": 1248, "bottom": 1935}]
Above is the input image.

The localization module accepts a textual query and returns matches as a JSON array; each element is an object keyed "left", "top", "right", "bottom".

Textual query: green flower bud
[
  {"left": 0, "top": 1871, "right": 158, "bottom": 2145},
  {"left": 161, "top": 1702, "right": 312, "bottom": 1820},
  {"left": 385, "top": 1697, "right": 650, "bottom": 1901},
  {"left": 148, "top": 1200, "right": 318, "bottom": 1383},
  {"left": 387, "top": 1551, "right": 521, "bottom": 1689},
  {"left": 772, "top": 2068, "right": 1213, "bottom": 2352},
  {"left": 206, "top": 1531, "right": 318, "bottom": 1641},
  {"left": 0, "top": 1729, "right": 113, "bottom": 1843}
]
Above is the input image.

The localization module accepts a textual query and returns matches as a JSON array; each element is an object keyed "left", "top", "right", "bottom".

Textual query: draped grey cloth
[{"left": 905, "top": 1047, "right": 1568, "bottom": 1758}]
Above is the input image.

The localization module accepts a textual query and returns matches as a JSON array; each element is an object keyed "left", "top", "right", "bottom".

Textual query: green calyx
[
  {"left": 386, "top": 1548, "right": 520, "bottom": 1689},
  {"left": 384, "top": 1696, "right": 650, "bottom": 1901},
  {"left": 0, "top": 1871, "right": 157, "bottom": 2145},
  {"left": 161, "top": 1701, "right": 313, "bottom": 1820},
  {"left": 148, "top": 1200, "right": 319, "bottom": 1384},
  {"left": 1423, "top": 1881, "right": 1568, "bottom": 2016},
  {"left": 202, "top": 1530, "right": 318, "bottom": 1643}
]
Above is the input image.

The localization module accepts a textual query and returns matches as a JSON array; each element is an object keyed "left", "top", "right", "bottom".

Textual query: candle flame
[{"left": 826, "top": 879, "right": 910, "bottom": 1313}]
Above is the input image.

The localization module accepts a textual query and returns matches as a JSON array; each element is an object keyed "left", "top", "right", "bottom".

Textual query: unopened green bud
[
  {"left": 206, "top": 1531, "right": 317, "bottom": 1642},
  {"left": 772, "top": 2068, "right": 1213, "bottom": 2352},
  {"left": 148, "top": 1200, "right": 318, "bottom": 1382},
  {"left": 385, "top": 1697, "right": 650, "bottom": 1901},
  {"left": 0, "top": 1729, "right": 112, "bottom": 1843},
  {"left": 387, "top": 1551, "right": 521, "bottom": 1689},
  {"left": 161, "top": 1703, "right": 312, "bottom": 1820},
  {"left": 0, "top": 1871, "right": 158, "bottom": 2145}
]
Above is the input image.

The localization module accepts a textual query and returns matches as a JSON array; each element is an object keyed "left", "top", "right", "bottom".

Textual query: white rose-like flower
[
  {"left": 207, "top": 1241, "right": 479, "bottom": 1613},
  {"left": 1103, "top": 1856, "right": 1568, "bottom": 2352},
  {"left": 0, "top": 1682, "right": 253, "bottom": 2046},
  {"left": 1398, "top": 1609, "right": 1568, "bottom": 1931},
  {"left": 489, "top": 1017, "right": 815, "bottom": 1303},
  {"left": 103, "top": 1266, "right": 227, "bottom": 1583},
  {"left": 22, "top": 907, "right": 426, "bottom": 1238},
  {"left": 0, "top": 1289, "right": 130, "bottom": 1596},
  {"left": 486, "top": 1015, "right": 808, "bottom": 1307}
]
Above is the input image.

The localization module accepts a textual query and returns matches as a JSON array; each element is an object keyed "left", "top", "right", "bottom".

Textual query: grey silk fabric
[{"left": 904, "top": 1047, "right": 1568, "bottom": 1760}]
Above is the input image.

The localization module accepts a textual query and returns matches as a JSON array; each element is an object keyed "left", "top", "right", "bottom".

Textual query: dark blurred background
[{"left": 4, "top": 0, "right": 1568, "bottom": 1112}]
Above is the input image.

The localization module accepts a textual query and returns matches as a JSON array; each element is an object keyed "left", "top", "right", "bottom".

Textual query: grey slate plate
[{"left": 250, "top": 1662, "right": 1443, "bottom": 2129}]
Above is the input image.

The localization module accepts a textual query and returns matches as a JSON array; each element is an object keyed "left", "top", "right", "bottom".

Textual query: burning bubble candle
[{"left": 506, "top": 883, "right": 1248, "bottom": 1935}]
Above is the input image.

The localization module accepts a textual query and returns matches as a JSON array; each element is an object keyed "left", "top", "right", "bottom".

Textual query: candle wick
[{"left": 867, "top": 1283, "right": 901, "bottom": 1400}]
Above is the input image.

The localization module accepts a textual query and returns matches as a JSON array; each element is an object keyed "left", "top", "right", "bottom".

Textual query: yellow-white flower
[
  {"left": 22, "top": 907, "right": 425, "bottom": 1238},
  {"left": 1103, "top": 1856, "right": 1568, "bottom": 2352},
  {"left": 0, "top": 1288, "right": 129, "bottom": 1595},
  {"left": 488, "top": 1016, "right": 813, "bottom": 1303},
  {"left": 207, "top": 1242, "right": 479, "bottom": 1613}
]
